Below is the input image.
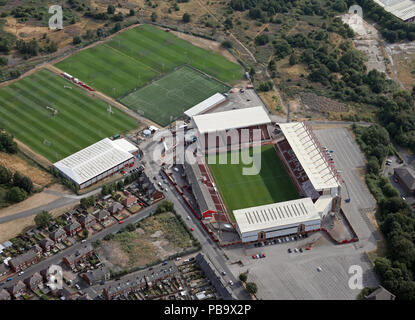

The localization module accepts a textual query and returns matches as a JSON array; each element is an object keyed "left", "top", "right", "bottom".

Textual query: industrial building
[
  {"left": 53, "top": 138, "right": 138, "bottom": 190},
  {"left": 373, "top": 0, "right": 415, "bottom": 22}
]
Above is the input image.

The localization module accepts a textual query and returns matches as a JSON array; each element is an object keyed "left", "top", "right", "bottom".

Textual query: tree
[
  {"left": 129, "top": 9, "right": 135, "bottom": 16},
  {"left": 239, "top": 273, "right": 248, "bottom": 282},
  {"left": 246, "top": 282, "right": 257, "bottom": 295},
  {"left": 221, "top": 40, "right": 233, "bottom": 49},
  {"left": 73, "top": 36, "right": 82, "bottom": 45},
  {"left": 289, "top": 54, "right": 298, "bottom": 66},
  {"left": 34, "top": 211, "right": 52, "bottom": 228},
  {"left": 82, "top": 228, "right": 89, "bottom": 238},
  {"left": 151, "top": 12, "right": 157, "bottom": 22},
  {"left": 107, "top": 5, "right": 115, "bottom": 14},
  {"left": 0, "top": 165, "right": 12, "bottom": 184},
  {"left": 182, "top": 13, "right": 191, "bottom": 23}
]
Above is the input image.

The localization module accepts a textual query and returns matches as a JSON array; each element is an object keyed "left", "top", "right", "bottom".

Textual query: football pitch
[
  {"left": 55, "top": 24, "right": 243, "bottom": 99},
  {"left": 0, "top": 69, "right": 137, "bottom": 162},
  {"left": 207, "top": 145, "right": 299, "bottom": 220},
  {"left": 120, "top": 66, "right": 229, "bottom": 127}
]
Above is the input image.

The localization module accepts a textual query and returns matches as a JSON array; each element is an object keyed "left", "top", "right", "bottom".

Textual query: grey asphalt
[{"left": 0, "top": 188, "right": 102, "bottom": 224}]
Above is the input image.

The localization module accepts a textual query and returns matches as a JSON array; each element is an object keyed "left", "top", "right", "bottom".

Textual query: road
[
  {"left": 0, "top": 188, "right": 102, "bottom": 224},
  {"left": 140, "top": 140, "right": 251, "bottom": 300},
  {"left": 0, "top": 202, "right": 158, "bottom": 290}
]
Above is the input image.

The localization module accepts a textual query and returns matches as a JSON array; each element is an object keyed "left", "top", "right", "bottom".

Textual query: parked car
[
  {"left": 119, "top": 220, "right": 124, "bottom": 224},
  {"left": 221, "top": 271, "right": 226, "bottom": 276},
  {"left": 190, "top": 227, "right": 194, "bottom": 231},
  {"left": 228, "top": 280, "right": 234, "bottom": 286},
  {"left": 299, "top": 248, "right": 303, "bottom": 252},
  {"left": 6, "top": 277, "right": 12, "bottom": 282},
  {"left": 252, "top": 255, "right": 257, "bottom": 259},
  {"left": 288, "top": 248, "right": 292, "bottom": 253},
  {"left": 18, "top": 271, "right": 24, "bottom": 276}
]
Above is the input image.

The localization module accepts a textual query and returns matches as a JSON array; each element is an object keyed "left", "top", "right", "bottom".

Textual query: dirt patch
[
  {"left": 97, "top": 212, "right": 194, "bottom": 271},
  {"left": 170, "top": 30, "right": 239, "bottom": 64},
  {"left": 300, "top": 92, "right": 348, "bottom": 114},
  {"left": 0, "top": 152, "right": 53, "bottom": 187},
  {"left": 0, "top": 189, "right": 60, "bottom": 219},
  {"left": 14, "top": 139, "right": 52, "bottom": 169},
  {"left": 0, "top": 214, "right": 36, "bottom": 243}
]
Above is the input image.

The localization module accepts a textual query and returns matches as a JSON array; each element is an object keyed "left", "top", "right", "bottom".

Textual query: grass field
[
  {"left": 207, "top": 145, "right": 299, "bottom": 220},
  {"left": 55, "top": 24, "right": 243, "bottom": 98},
  {"left": 120, "top": 66, "right": 229, "bottom": 126},
  {"left": 0, "top": 69, "right": 138, "bottom": 162}
]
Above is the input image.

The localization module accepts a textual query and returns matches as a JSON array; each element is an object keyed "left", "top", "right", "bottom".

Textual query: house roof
[
  {"left": 49, "top": 228, "right": 66, "bottom": 239},
  {"left": 63, "top": 244, "right": 93, "bottom": 265},
  {"left": 82, "top": 267, "right": 110, "bottom": 283},
  {"left": 65, "top": 220, "right": 81, "bottom": 231},
  {"left": 192, "top": 106, "right": 271, "bottom": 134},
  {"left": 40, "top": 238, "right": 54, "bottom": 247},
  {"left": 103, "top": 261, "right": 177, "bottom": 297},
  {"left": 365, "top": 286, "right": 396, "bottom": 300},
  {"left": 24, "top": 272, "right": 43, "bottom": 286},
  {"left": 9, "top": 247, "right": 39, "bottom": 267},
  {"left": 108, "top": 202, "right": 123, "bottom": 213},
  {"left": 94, "top": 209, "right": 110, "bottom": 220},
  {"left": 8, "top": 280, "right": 26, "bottom": 294},
  {"left": 79, "top": 214, "right": 96, "bottom": 224},
  {"left": 53, "top": 138, "right": 135, "bottom": 185},
  {"left": 394, "top": 166, "right": 415, "bottom": 190},
  {"left": 234, "top": 197, "right": 321, "bottom": 234},
  {"left": 0, "top": 289, "right": 11, "bottom": 300}
]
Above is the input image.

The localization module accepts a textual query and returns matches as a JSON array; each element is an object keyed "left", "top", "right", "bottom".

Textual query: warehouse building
[
  {"left": 394, "top": 165, "right": 415, "bottom": 195},
  {"left": 184, "top": 93, "right": 227, "bottom": 118},
  {"left": 373, "top": 0, "right": 415, "bottom": 22},
  {"left": 53, "top": 138, "right": 138, "bottom": 190},
  {"left": 234, "top": 198, "right": 322, "bottom": 243}
]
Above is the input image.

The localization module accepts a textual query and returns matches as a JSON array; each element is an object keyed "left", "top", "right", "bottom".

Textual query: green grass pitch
[
  {"left": 55, "top": 24, "right": 244, "bottom": 99},
  {"left": 207, "top": 145, "right": 299, "bottom": 221},
  {"left": 120, "top": 66, "right": 229, "bottom": 127},
  {"left": 0, "top": 69, "right": 138, "bottom": 162}
]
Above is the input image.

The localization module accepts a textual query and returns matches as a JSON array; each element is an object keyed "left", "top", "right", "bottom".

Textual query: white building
[
  {"left": 53, "top": 138, "right": 138, "bottom": 189},
  {"left": 234, "top": 198, "right": 322, "bottom": 243},
  {"left": 373, "top": 0, "right": 415, "bottom": 22},
  {"left": 184, "top": 93, "right": 226, "bottom": 118}
]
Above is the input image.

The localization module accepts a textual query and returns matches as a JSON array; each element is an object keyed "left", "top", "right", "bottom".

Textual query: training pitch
[
  {"left": 207, "top": 145, "right": 299, "bottom": 220},
  {"left": 55, "top": 24, "right": 243, "bottom": 99},
  {"left": 0, "top": 70, "right": 137, "bottom": 162},
  {"left": 120, "top": 66, "right": 229, "bottom": 127}
]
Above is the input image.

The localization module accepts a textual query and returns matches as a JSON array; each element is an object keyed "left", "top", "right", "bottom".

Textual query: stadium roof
[
  {"left": 192, "top": 106, "right": 271, "bottom": 134},
  {"left": 373, "top": 0, "right": 415, "bottom": 21},
  {"left": 279, "top": 122, "right": 339, "bottom": 191},
  {"left": 234, "top": 198, "right": 321, "bottom": 234},
  {"left": 184, "top": 93, "right": 226, "bottom": 118},
  {"left": 54, "top": 138, "right": 135, "bottom": 185}
]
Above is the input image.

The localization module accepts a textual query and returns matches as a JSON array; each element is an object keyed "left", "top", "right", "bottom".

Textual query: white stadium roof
[
  {"left": 193, "top": 106, "right": 271, "bottom": 134},
  {"left": 234, "top": 198, "right": 321, "bottom": 234},
  {"left": 184, "top": 93, "right": 226, "bottom": 118},
  {"left": 279, "top": 122, "right": 339, "bottom": 191},
  {"left": 54, "top": 138, "right": 135, "bottom": 185},
  {"left": 373, "top": 0, "right": 415, "bottom": 21}
]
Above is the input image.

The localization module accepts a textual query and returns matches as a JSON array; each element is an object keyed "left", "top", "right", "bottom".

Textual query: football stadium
[{"left": 184, "top": 106, "right": 343, "bottom": 243}]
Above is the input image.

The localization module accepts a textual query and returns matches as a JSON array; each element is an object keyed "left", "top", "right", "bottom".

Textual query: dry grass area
[
  {"left": 97, "top": 212, "right": 193, "bottom": 272},
  {"left": 0, "top": 152, "right": 54, "bottom": 187}
]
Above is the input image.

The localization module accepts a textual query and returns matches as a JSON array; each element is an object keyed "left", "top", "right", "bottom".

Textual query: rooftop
[
  {"left": 233, "top": 197, "right": 321, "bottom": 234},
  {"left": 373, "top": 0, "right": 415, "bottom": 21},
  {"left": 193, "top": 106, "right": 271, "bottom": 134},
  {"left": 278, "top": 122, "right": 340, "bottom": 191},
  {"left": 53, "top": 138, "right": 135, "bottom": 185},
  {"left": 184, "top": 93, "right": 226, "bottom": 118}
]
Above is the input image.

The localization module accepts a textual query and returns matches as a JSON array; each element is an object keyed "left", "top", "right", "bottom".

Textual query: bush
[
  {"left": 239, "top": 273, "right": 248, "bottom": 282},
  {"left": 182, "top": 13, "right": 191, "bottom": 23},
  {"left": 34, "top": 211, "right": 52, "bottom": 228},
  {"left": 7, "top": 186, "right": 27, "bottom": 203},
  {"left": 221, "top": 40, "right": 233, "bottom": 49},
  {"left": 72, "top": 36, "right": 81, "bottom": 45},
  {"left": 246, "top": 282, "right": 258, "bottom": 294}
]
